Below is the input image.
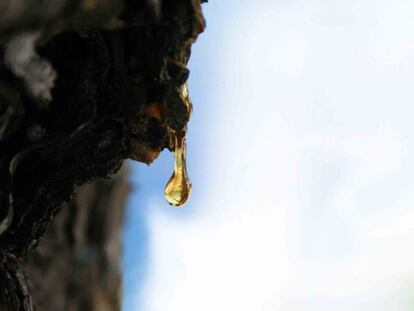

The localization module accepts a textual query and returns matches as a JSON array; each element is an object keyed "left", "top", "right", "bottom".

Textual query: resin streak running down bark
[{"left": 164, "top": 83, "right": 193, "bottom": 207}]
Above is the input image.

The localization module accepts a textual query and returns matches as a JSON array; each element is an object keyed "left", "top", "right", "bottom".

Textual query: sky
[{"left": 123, "top": 1, "right": 414, "bottom": 310}]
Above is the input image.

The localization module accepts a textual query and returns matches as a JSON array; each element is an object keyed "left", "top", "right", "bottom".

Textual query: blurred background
[{"left": 123, "top": 0, "right": 414, "bottom": 310}]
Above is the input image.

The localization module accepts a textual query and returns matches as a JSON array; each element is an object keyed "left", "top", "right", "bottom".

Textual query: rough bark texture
[
  {"left": 23, "top": 166, "right": 129, "bottom": 311},
  {"left": 0, "top": 1, "right": 205, "bottom": 310}
]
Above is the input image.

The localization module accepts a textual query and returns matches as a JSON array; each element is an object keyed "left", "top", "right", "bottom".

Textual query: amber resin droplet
[
  {"left": 164, "top": 83, "right": 193, "bottom": 207},
  {"left": 164, "top": 130, "right": 192, "bottom": 207}
]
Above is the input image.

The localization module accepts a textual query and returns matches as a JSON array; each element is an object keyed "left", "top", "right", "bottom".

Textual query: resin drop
[{"left": 164, "top": 130, "right": 192, "bottom": 207}]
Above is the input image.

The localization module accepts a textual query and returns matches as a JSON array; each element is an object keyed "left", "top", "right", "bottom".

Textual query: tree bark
[
  {"left": 0, "top": 1, "right": 205, "bottom": 309},
  {"left": 23, "top": 167, "right": 129, "bottom": 311}
]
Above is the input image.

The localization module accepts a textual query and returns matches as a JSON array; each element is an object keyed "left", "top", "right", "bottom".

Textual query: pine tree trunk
[
  {"left": 23, "top": 167, "right": 129, "bottom": 311},
  {"left": 0, "top": 1, "right": 205, "bottom": 309}
]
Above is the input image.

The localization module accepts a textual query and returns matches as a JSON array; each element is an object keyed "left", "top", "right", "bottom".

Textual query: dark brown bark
[
  {"left": 0, "top": 1, "right": 205, "bottom": 309},
  {"left": 23, "top": 166, "right": 129, "bottom": 311}
]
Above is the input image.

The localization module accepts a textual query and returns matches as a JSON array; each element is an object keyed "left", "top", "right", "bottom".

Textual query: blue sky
[{"left": 123, "top": 1, "right": 414, "bottom": 310}]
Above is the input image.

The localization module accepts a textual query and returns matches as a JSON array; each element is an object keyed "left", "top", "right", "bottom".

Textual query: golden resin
[
  {"left": 164, "top": 83, "right": 193, "bottom": 207},
  {"left": 180, "top": 83, "right": 192, "bottom": 115},
  {"left": 164, "top": 130, "right": 192, "bottom": 207}
]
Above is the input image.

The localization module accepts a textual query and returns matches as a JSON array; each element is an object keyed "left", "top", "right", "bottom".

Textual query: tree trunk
[
  {"left": 0, "top": 1, "right": 205, "bottom": 309},
  {"left": 23, "top": 167, "right": 129, "bottom": 311}
]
